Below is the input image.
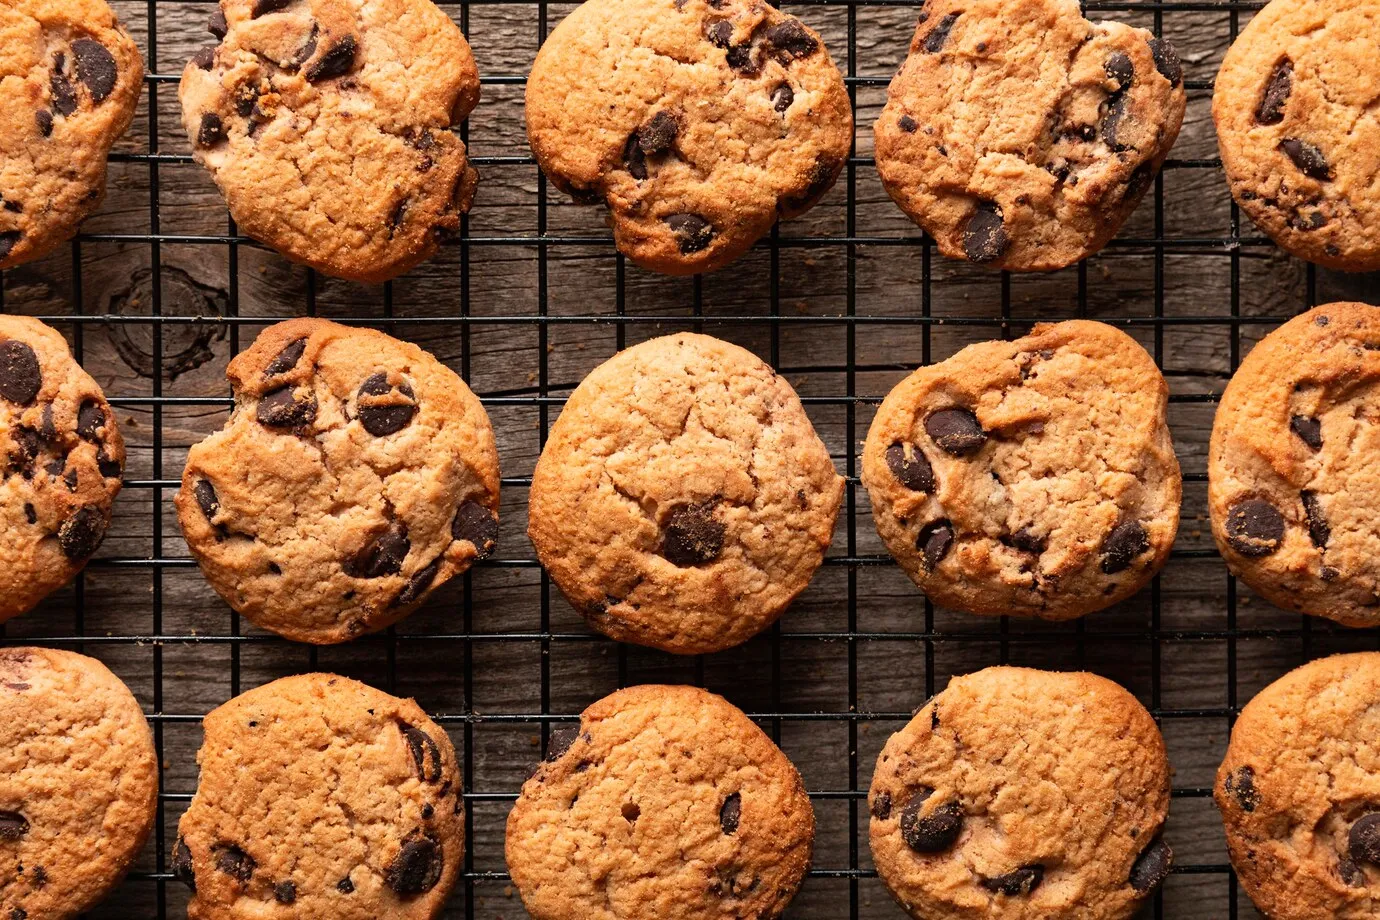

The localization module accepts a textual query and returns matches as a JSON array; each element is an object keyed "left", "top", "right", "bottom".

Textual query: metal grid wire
[{"left": 5, "top": 0, "right": 1380, "bottom": 917}]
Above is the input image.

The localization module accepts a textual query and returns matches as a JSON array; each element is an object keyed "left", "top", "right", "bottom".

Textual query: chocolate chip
[
  {"left": 918, "top": 519, "right": 954, "bottom": 571},
  {"left": 771, "top": 82, "right": 793, "bottom": 113},
  {"left": 292, "top": 24, "right": 320, "bottom": 69},
  {"left": 764, "top": 19, "right": 818, "bottom": 61},
  {"left": 192, "top": 47, "right": 216, "bottom": 70},
  {"left": 623, "top": 132, "right": 648, "bottom": 180},
  {"left": 212, "top": 844, "right": 255, "bottom": 882},
  {"left": 256, "top": 385, "right": 317, "bottom": 427},
  {"left": 871, "top": 791, "right": 892, "bottom": 820},
  {"left": 172, "top": 836, "right": 195, "bottom": 891},
  {"left": 546, "top": 726, "right": 579, "bottom": 761},
  {"left": 962, "top": 201, "right": 1008, "bottom": 263},
  {"left": 72, "top": 39, "right": 117, "bottom": 103},
  {"left": 251, "top": 0, "right": 292, "bottom": 16},
  {"left": 274, "top": 881, "right": 296, "bottom": 904},
  {"left": 665, "top": 213, "right": 714, "bottom": 254},
  {"left": 0, "top": 341, "right": 41, "bottom": 404},
  {"left": 1279, "top": 138, "right": 1332, "bottom": 181},
  {"left": 901, "top": 794, "right": 963, "bottom": 852},
  {"left": 1289, "top": 414, "right": 1321, "bottom": 450},
  {"left": 0, "top": 231, "right": 18, "bottom": 263},
  {"left": 1340, "top": 854, "right": 1366, "bottom": 887},
  {"left": 1255, "top": 58, "right": 1292, "bottom": 125},
  {"left": 196, "top": 112, "right": 225, "bottom": 148},
  {"left": 726, "top": 42, "right": 759, "bottom": 75},
  {"left": 396, "top": 557, "right": 441, "bottom": 607},
  {"left": 925, "top": 408, "right": 986, "bottom": 456},
  {"left": 336, "top": 876, "right": 355, "bottom": 893},
  {"left": 264, "top": 337, "right": 307, "bottom": 377},
  {"left": 24, "top": 504, "right": 36, "bottom": 524},
  {"left": 76, "top": 400, "right": 105, "bottom": 441},
  {"left": 452, "top": 500, "right": 498, "bottom": 557},
  {"left": 386, "top": 833, "right": 443, "bottom": 896},
  {"left": 387, "top": 199, "right": 409, "bottom": 238},
  {"left": 1301, "top": 490, "right": 1329, "bottom": 549},
  {"left": 706, "top": 20, "right": 733, "bottom": 47},
  {"left": 346, "top": 522, "right": 410, "bottom": 578},
  {"left": 715, "top": 792, "right": 743, "bottom": 834},
  {"left": 663, "top": 499, "right": 725, "bottom": 565},
  {"left": 208, "top": 8, "right": 228, "bottom": 37},
  {"left": 638, "top": 111, "right": 678, "bottom": 155},
  {"left": 1224, "top": 499, "right": 1284, "bottom": 557},
  {"left": 983, "top": 865, "right": 1044, "bottom": 896},
  {"left": 1101, "top": 93, "right": 1129, "bottom": 150},
  {"left": 923, "top": 12, "right": 960, "bottom": 52},
  {"left": 898, "top": 114, "right": 918, "bottom": 133},
  {"left": 1224, "top": 765, "right": 1259, "bottom": 812},
  {"left": 1104, "top": 51, "right": 1134, "bottom": 89},
  {"left": 1351, "top": 814, "right": 1380, "bottom": 866},
  {"left": 1148, "top": 37, "right": 1182, "bottom": 86},
  {"left": 8, "top": 909, "right": 23, "bottom": 920},
  {"left": 307, "top": 36, "right": 357, "bottom": 81},
  {"left": 0, "top": 811, "right": 28, "bottom": 840},
  {"left": 58, "top": 506, "right": 105, "bottom": 560},
  {"left": 886, "top": 442, "right": 935, "bottom": 492},
  {"left": 50, "top": 59, "right": 77, "bottom": 117},
  {"left": 36, "top": 110, "right": 53, "bottom": 137},
  {"left": 356, "top": 372, "right": 417, "bottom": 436},
  {"left": 400, "top": 721, "right": 443, "bottom": 783},
  {"left": 1101, "top": 521, "right": 1150, "bottom": 574},
  {"left": 1129, "top": 837, "right": 1172, "bottom": 893}
]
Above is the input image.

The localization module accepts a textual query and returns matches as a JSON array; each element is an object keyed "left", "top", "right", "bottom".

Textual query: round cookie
[
  {"left": 860, "top": 320, "right": 1180, "bottom": 620},
  {"left": 1207, "top": 303, "right": 1380, "bottom": 627},
  {"left": 175, "top": 318, "right": 499, "bottom": 644},
  {"left": 874, "top": 0, "right": 1185, "bottom": 271},
  {"left": 0, "top": 0, "right": 143, "bottom": 270},
  {"left": 526, "top": 0, "right": 852, "bottom": 275},
  {"left": 0, "top": 647, "right": 158, "bottom": 919},
  {"left": 174, "top": 673, "right": 463, "bottom": 919},
  {"left": 869, "top": 667, "right": 1173, "bottom": 919},
  {"left": 1213, "top": 0, "right": 1380, "bottom": 272},
  {"left": 1, "top": 315, "right": 125, "bottom": 622},
  {"left": 1215, "top": 652, "right": 1380, "bottom": 920},
  {"left": 506, "top": 684, "right": 814, "bottom": 920},
  {"left": 528, "top": 333, "right": 843, "bottom": 654},
  {"left": 179, "top": 0, "right": 480, "bottom": 283}
]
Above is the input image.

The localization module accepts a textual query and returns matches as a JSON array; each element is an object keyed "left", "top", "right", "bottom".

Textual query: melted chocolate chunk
[
  {"left": 400, "top": 721, "right": 443, "bottom": 782},
  {"left": 720, "top": 792, "right": 742, "bottom": 834},
  {"left": 193, "top": 47, "right": 216, "bottom": 70},
  {"left": 0, "top": 340, "right": 41, "bottom": 404},
  {"left": 1289, "top": 414, "right": 1321, "bottom": 450},
  {"left": 962, "top": 201, "right": 1008, "bottom": 263},
  {"left": 546, "top": 726, "right": 579, "bottom": 762},
  {"left": 72, "top": 39, "right": 117, "bottom": 103},
  {"left": 1278, "top": 138, "right": 1332, "bottom": 181},
  {"left": 764, "top": 19, "right": 818, "bottom": 61},
  {"left": 193, "top": 479, "right": 220, "bottom": 524},
  {"left": 208, "top": 8, "right": 228, "bottom": 38},
  {"left": 196, "top": 112, "right": 225, "bottom": 148},
  {"left": 256, "top": 385, "right": 317, "bottom": 427},
  {"left": 77, "top": 400, "right": 105, "bottom": 440},
  {"left": 1129, "top": 837, "right": 1172, "bottom": 893},
  {"left": 771, "top": 82, "right": 794, "bottom": 113},
  {"left": 292, "top": 24, "right": 320, "bottom": 69},
  {"left": 925, "top": 407, "right": 986, "bottom": 456},
  {"left": 0, "top": 232, "right": 17, "bottom": 262},
  {"left": 1301, "top": 490, "right": 1329, "bottom": 549},
  {"left": 982, "top": 864, "right": 1044, "bottom": 896},
  {"left": 1255, "top": 58, "right": 1293, "bottom": 125},
  {"left": 886, "top": 442, "right": 936, "bottom": 492},
  {"left": 307, "top": 36, "right": 358, "bottom": 82},
  {"left": 1350, "top": 814, "right": 1380, "bottom": 866},
  {"left": 212, "top": 844, "right": 255, "bottom": 882},
  {"left": 623, "top": 132, "right": 648, "bottom": 180},
  {"left": 871, "top": 791, "right": 892, "bottom": 820},
  {"left": 274, "top": 881, "right": 296, "bottom": 904},
  {"left": 706, "top": 19, "right": 733, "bottom": 47},
  {"left": 386, "top": 834, "right": 443, "bottom": 896},
  {"left": 923, "top": 12, "right": 960, "bottom": 52},
  {"left": 346, "top": 522, "right": 410, "bottom": 578},
  {"left": 1224, "top": 499, "right": 1284, "bottom": 557},
  {"left": 50, "top": 57, "right": 77, "bottom": 117},
  {"left": 251, "top": 0, "right": 292, "bottom": 16},
  {"left": 0, "top": 811, "right": 28, "bottom": 840},
  {"left": 663, "top": 499, "right": 725, "bottom": 566},
  {"left": 264, "top": 337, "right": 307, "bottom": 377},
  {"left": 36, "top": 110, "right": 54, "bottom": 137},
  {"left": 356, "top": 372, "right": 417, "bottom": 436},
  {"left": 1104, "top": 51, "right": 1134, "bottom": 89},
  {"left": 337, "top": 876, "right": 355, "bottom": 893},
  {"left": 396, "top": 557, "right": 441, "bottom": 607},
  {"left": 1101, "top": 94, "right": 1129, "bottom": 150},
  {"left": 452, "top": 500, "right": 498, "bottom": 556},
  {"left": 58, "top": 507, "right": 105, "bottom": 560},
  {"left": 1224, "top": 765, "right": 1258, "bottom": 812},
  {"left": 900, "top": 794, "right": 963, "bottom": 852},
  {"left": 1148, "top": 37, "right": 1182, "bottom": 86},
  {"left": 1101, "top": 521, "right": 1150, "bottom": 574},
  {"left": 638, "top": 111, "right": 678, "bottom": 156},
  {"left": 172, "top": 836, "right": 196, "bottom": 891},
  {"left": 665, "top": 213, "right": 714, "bottom": 254},
  {"left": 898, "top": 114, "right": 919, "bottom": 133},
  {"left": 918, "top": 519, "right": 954, "bottom": 571}
]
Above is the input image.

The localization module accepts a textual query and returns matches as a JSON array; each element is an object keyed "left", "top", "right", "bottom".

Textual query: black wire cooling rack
[{"left": 5, "top": 0, "right": 1380, "bottom": 917}]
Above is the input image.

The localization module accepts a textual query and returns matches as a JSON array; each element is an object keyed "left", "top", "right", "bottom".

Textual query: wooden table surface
[{"left": 3, "top": 0, "right": 1379, "bottom": 916}]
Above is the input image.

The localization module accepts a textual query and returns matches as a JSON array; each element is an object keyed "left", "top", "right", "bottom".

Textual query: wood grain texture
[{"left": 2, "top": 0, "right": 1379, "bottom": 917}]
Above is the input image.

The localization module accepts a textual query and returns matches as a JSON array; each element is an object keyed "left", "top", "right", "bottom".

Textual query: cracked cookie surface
[
  {"left": 1, "top": 315, "right": 125, "bottom": 622},
  {"left": 179, "top": 0, "right": 480, "bottom": 282},
  {"left": 175, "top": 317, "right": 499, "bottom": 644},
  {"left": 0, "top": 647, "right": 158, "bottom": 920},
  {"left": 0, "top": 0, "right": 142, "bottom": 270},
  {"left": 527, "top": 333, "right": 843, "bottom": 654},
  {"left": 861, "top": 320, "right": 1180, "bottom": 620},
  {"left": 869, "top": 667, "right": 1172, "bottom": 920},
  {"left": 506, "top": 684, "right": 814, "bottom": 920},
  {"left": 874, "top": 0, "right": 1185, "bottom": 271},
  {"left": 176, "top": 673, "right": 463, "bottom": 920},
  {"left": 1216, "top": 652, "right": 1380, "bottom": 920},
  {"left": 1213, "top": 0, "right": 1380, "bottom": 272},
  {"left": 525, "top": 0, "right": 853, "bottom": 275},
  {"left": 1208, "top": 302, "right": 1380, "bottom": 627}
]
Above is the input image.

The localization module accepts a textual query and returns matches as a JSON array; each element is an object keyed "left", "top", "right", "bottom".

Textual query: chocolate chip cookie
[
  {"left": 870, "top": 667, "right": 1172, "bottom": 919},
  {"left": 175, "top": 318, "right": 499, "bottom": 644},
  {"left": 1216, "top": 652, "right": 1380, "bottom": 919},
  {"left": 0, "top": 0, "right": 143, "bottom": 270},
  {"left": 175, "top": 673, "right": 462, "bottom": 919},
  {"left": 1208, "top": 303, "right": 1380, "bottom": 626},
  {"left": 526, "top": 0, "right": 852, "bottom": 275},
  {"left": 1, "top": 647, "right": 158, "bottom": 920},
  {"left": 874, "top": 0, "right": 1185, "bottom": 271},
  {"left": 1, "top": 315, "right": 125, "bottom": 623},
  {"left": 506, "top": 684, "right": 814, "bottom": 920},
  {"left": 179, "top": 0, "right": 480, "bottom": 283},
  {"left": 1213, "top": 0, "right": 1380, "bottom": 272},
  {"left": 528, "top": 333, "right": 843, "bottom": 654},
  {"left": 861, "top": 320, "right": 1180, "bottom": 620}
]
